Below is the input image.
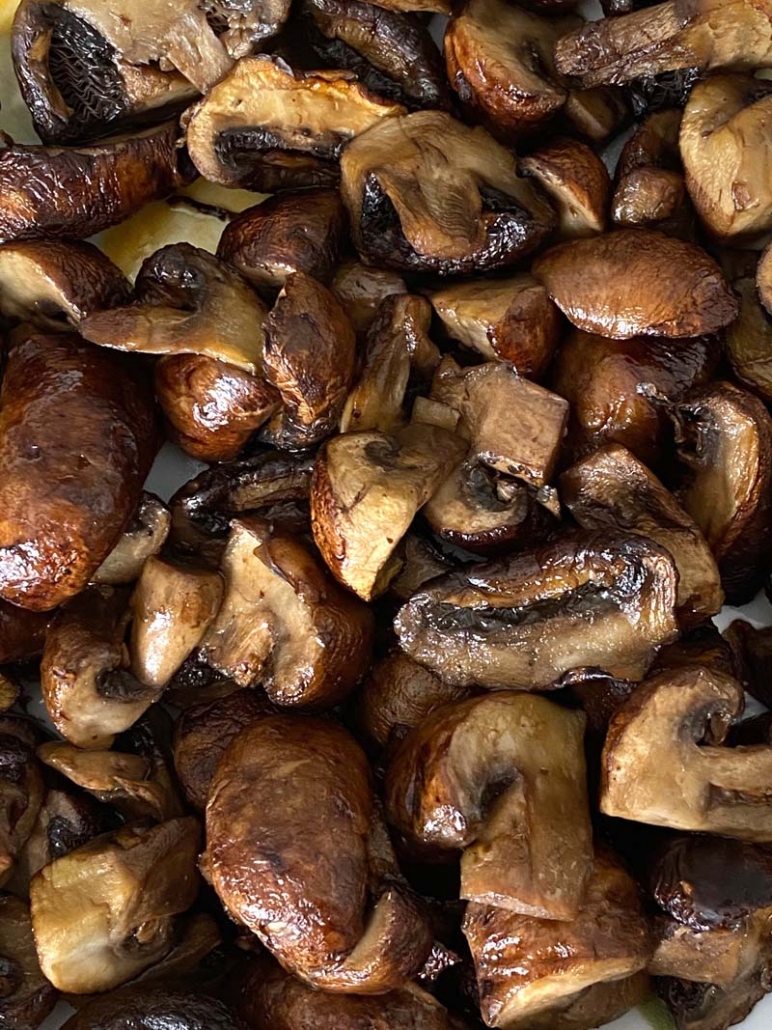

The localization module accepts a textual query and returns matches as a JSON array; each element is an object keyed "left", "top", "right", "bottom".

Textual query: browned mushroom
[
  {"left": 0, "top": 717, "right": 44, "bottom": 888},
  {"left": 657, "top": 970, "right": 772, "bottom": 1030},
  {"left": 725, "top": 276, "right": 772, "bottom": 403},
  {"left": 331, "top": 259, "right": 407, "bottom": 335},
  {"left": 389, "top": 533, "right": 457, "bottom": 603},
  {"left": 62, "top": 983, "right": 247, "bottom": 1030},
  {"left": 757, "top": 241, "right": 772, "bottom": 313},
  {"left": 724, "top": 619, "right": 772, "bottom": 708},
  {"left": 0, "top": 672, "right": 19, "bottom": 712},
  {"left": 654, "top": 625, "right": 738, "bottom": 679},
  {"left": 92, "top": 494, "right": 171, "bottom": 587},
  {"left": 520, "top": 137, "right": 611, "bottom": 238},
  {"left": 0, "top": 601, "right": 50, "bottom": 665},
  {"left": 0, "top": 894, "right": 58, "bottom": 1030}
]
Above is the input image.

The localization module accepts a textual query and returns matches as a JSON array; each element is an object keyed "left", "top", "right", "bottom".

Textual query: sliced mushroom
[
  {"left": 340, "top": 109, "right": 556, "bottom": 276},
  {"left": 310, "top": 422, "right": 466, "bottom": 600},
  {"left": 0, "top": 121, "right": 190, "bottom": 243},
  {"left": 0, "top": 895, "right": 58, "bottom": 1030},
  {"left": 30, "top": 816, "right": 200, "bottom": 993},
  {"left": 386, "top": 692, "right": 592, "bottom": 919},
  {"left": 41, "top": 586, "right": 164, "bottom": 750},
  {"left": 520, "top": 137, "right": 610, "bottom": 238},
  {"left": 463, "top": 849, "right": 652, "bottom": 1028},
  {"left": 62, "top": 984, "right": 247, "bottom": 1030},
  {"left": 395, "top": 531, "right": 679, "bottom": 689},
  {"left": 724, "top": 619, "right": 772, "bottom": 708},
  {"left": 533, "top": 230, "right": 738, "bottom": 338},
  {"left": 200, "top": 517, "right": 374, "bottom": 707},
  {"left": 601, "top": 664, "right": 772, "bottom": 840},
  {"left": 562, "top": 85, "right": 629, "bottom": 143},
  {"left": 184, "top": 56, "right": 405, "bottom": 191},
  {"left": 675, "top": 381, "right": 772, "bottom": 605},
  {"left": 428, "top": 275, "right": 561, "bottom": 376},
  {"left": 0, "top": 717, "right": 44, "bottom": 888},
  {"left": 331, "top": 259, "right": 407, "bottom": 335},
  {"left": 725, "top": 276, "right": 772, "bottom": 403},
  {"left": 92, "top": 494, "right": 171, "bottom": 586}
]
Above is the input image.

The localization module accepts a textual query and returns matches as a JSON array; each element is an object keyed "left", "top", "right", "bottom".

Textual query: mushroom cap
[
  {"left": 520, "top": 137, "right": 611, "bottom": 238},
  {"left": 61, "top": 983, "right": 248, "bottom": 1030}
]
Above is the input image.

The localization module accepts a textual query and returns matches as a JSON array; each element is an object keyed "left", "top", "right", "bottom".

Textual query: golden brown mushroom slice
[
  {"left": 520, "top": 138, "right": 611, "bottom": 238},
  {"left": 207, "top": 715, "right": 431, "bottom": 991},
  {"left": 601, "top": 665, "right": 772, "bottom": 840},
  {"left": 340, "top": 110, "right": 556, "bottom": 276},
  {"left": 463, "top": 850, "right": 652, "bottom": 1028},
  {"left": 725, "top": 276, "right": 772, "bottom": 403},
  {"left": 395, "top": 531, "right": 679, "bottom": 690},
  {"left": 561, "top": 444, "right": 723, "bottom": 626},
  {"left": 92, "top": 494, "right": 171, "bottom": 586},
  {"left": 331, "top": 260, "right": 407, "bottom": 335},
  {"left": 385, "top": 692, "right": 592, "bottom": 919},
  {"left": 675, "top": 381, "right": 772, "bottom": 605},
  {"left": 0, "top": 717, "right": 44, "bottom": 888},
  {"left": 310, "top": 422, "right": 466, "bottom": 601},
  {"left": 184, "top": 56, "right": 405, "bottom": 191},
  {"left": 0, "top": 895, "right": 58, "bottom": 1030},
  {"left": 30, "top": 817, "right": 201, "bottom": 993},
  {"left": 532, "top": 230, "right": 738, "bottom": 339}
]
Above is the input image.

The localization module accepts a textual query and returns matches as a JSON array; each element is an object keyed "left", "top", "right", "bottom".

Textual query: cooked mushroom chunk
[
  {"left": 340, "top": 110, "right": 556, "bottom": 276},
  {"left": 612, "top": 109, "right": 690, "bottom": 232},
  {"left": 386, "top": 692, "right": 592, "bottom": 919},
  {"left": 724, "top": 619, "right": 772, "bottom": 709},
  {"left": 93, "top": 494, "right": 171, "bottom": 586},
  {"left": 0, "top": 673, "right": 19, "bottom": 712},
  {"left": 657, "top": 970, "right": 772, "bottom": 1030},
  {"left": 331, "top": 260, "right": 407, "bottom": 335},
  {"left": 395, "top": 532, "right": 679, "bottom": 689},
  {"left": 0, "top": 718, "right": 44, "bottom": 888},
  {"left": 0, "top": 895, "right": 57, "bottom": 1030},
  {"left": 30, "top": 818, "right": 201, "bottom": 993},
  {"left": 725, "top": 276, "right": 772, "bottom": 403},
  {"left": 601, "top": 665, "right": 772, "bottom": 840},
  {"left": 757, "top": 242, "right": 772, "bottom": 314},
  {"left": 0, "top": 601, "right": 50, "bottom": 665},
  {"left": 62, "top": 984, "right": 247, "bottom": 1030},
  {"left": 520, "top": 138, "right": 610, "bottom": 238}
]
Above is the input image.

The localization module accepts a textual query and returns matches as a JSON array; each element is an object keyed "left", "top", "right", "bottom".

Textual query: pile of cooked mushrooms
[{"left": 3, "top": 0, "right": 772, "bottom": 1029}]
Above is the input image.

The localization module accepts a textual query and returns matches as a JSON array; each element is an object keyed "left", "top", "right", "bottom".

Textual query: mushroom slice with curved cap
[
  {"left": 681, "top": 75, "right": 772, "bottom": 239},
  {"left": 394, "top": 531, "right": 679, "bottom": 690},
  {"left": 532, "top": 230, "right": 738, "bottom": 339},
  {"left": 311, "top": 422, "right": 466, "bottom": 601},
  {"left": 217, "top": 188, "right": 346, "bottom": 290},
  {"left": 30, "top": 817, "right": 201, "bottom": 994},
  {"left": 331, "top": 260, "right": 407, "bottom": 336},
  {"left": 340, "top": 110, "right": 556, "bottom": 276},
  {"left": 561, "top": 444, "right": 723, "bottom": 626},
  {"left": 0, "top": 895, "right": 57, "bottom": 1030},
  {"left": 200, "top": 517, "right": 374, "bottom": 707},
  {"left": 520, "top": 137, "right": 611, "bottom": 239},
  {"left": 184, "top": 56, "right": 405, "bottom": 191},
  {"left": 0, "top": 121, "right": 191, "bottom": 243},
  {"left": 385, "top": 692, "right": 592, "bottom": 919},
  {"left": 41, "top": 586, "right": 164, "bottom": 750},
  {"left": 601, "top": 665, "right": 772, "bottom": 840},
  {"left": 207, "top": 714, "right": 431, "bottom": 991},
  {"left": 725, "top": 276, "right": 772, "bottom": 403},
  {"left": 554, "top": 0, "right": 772, "bottom": 88},
  {"left": 675, "top": 381, "right": 772, "bottom": 605},
  {"left": 340, "top": 293, "right": 440, "bottom": 434},
  {"left": 429, "top": 275, "right": 560, "bottom": 376},
  {"left": 0, "top": 717, "right": 44, "bottom": 888},
  {"left": 62, "top": 984, "right": 247, "bottom": 1030},
  {"left": 92, "top": 494, "right": 171, "bottom": 586}
]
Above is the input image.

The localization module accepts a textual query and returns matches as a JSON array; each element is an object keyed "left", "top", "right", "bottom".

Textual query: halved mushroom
[
  {"left": 62, "top": 984, "right": 247, "bottom": 1030},
  {"left": 395, "top": 531, "right": 679, "bottom": 689},
  {"left": 331, "top": 260, "right": 407, "bottom": 335},
  {"left": 561, "top": 444, "right": 723, "bottom": 626},
  {"left": 757, "top": 241, "right": 772, "bottom": 313},
  {"left": 0, "top": 121, "right": 191, "bottom": 243},
  {"left": 532, "top": 230, "right": 738, "bottom": 338},
  {"left": 724, "top": 620, "right": 772, "bottom": 709},
  {"left": 200, "top": 517, "right": 374, "bottom": 706},
  {"left": 520, "top": 137, "right": 610, "bottom": 238},
  {"left": 184, "top": 56, "right": 405, "bottom": 191},
  {"left": 0, "top": 717, "right": 44, "bottom": 888},
  {"left": 385, "top": 692, "right": 592, "bottom": 919},
  {"left": 601, "top": 664, "right": 772, "bottom": 840},
  {"left": 463, "top": 849, "right": 652, "bottom": 1028},
  {"left": 41, "top": 586, "right": 164, "bottom": 750},
  {"left": 725, "top": 276, "right": 772, "bottom": 403},
  {"left": 428, "top": 275, "right": 561, "bottom": 376},
  {"left": 0, "top": 601, "right": 50, "bottom": 665},
  {"left": 217, "top": 189, "right": 346, "bottom": 291},
  {"left": 0, "top": 895, "right": 58, "bottom": 1030},
  {"left": 554, "top": 0, "right": 772, "bottom": 88},
  {"left": 30, "top": 817, "right": 201, "bottom": 993},
  {"left": 311, "top": 422, "right": 466, "bottom": 600},
  {"left": 208, "top": 714, "right": 431, "bottom": 991},
  {"left": 674, "top": 381, "right": 772, "bottom": 605},
  {"left": 340, "top": 109, "right": 556, "bottom": 276},
  {"left": 92, "top": 494, "right": 171, "bottom": 586}
]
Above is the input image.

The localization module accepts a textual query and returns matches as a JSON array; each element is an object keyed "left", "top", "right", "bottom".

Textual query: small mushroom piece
[
  {"left": 217, "top": 189, "right": 346, "bottom": 290},
  {"left": 0, "top": 895, "right": 58, "bottom": 1030},
  {"left": 62, "top": 984, "right": 246, "bottom": 1030},
  {"left": 724, "top": 619, "right": 772, "bottom": 708},
  {"left": 30, "top": 817, "right": 201, "bottom": 993},
  {"left": 601, "top": 665, "right": 772, "bottom": 840},
  {"left": 532, "top": 230, "right": 738, "bottom": 339},
  {"left": 340, "top": 109, "right": 556, "bottom": 276},
  {"left": 561, "top": 444, "right": 723, "bottom": 626},
  {"left": 331, "top": 260, "right": 407, "bottom": 335},
  {"left": 0, "top": 718, "right": 44, "bottom": 888},
  {"left": 428, "top": 275, "right": 561, "bottom": 376},
  {"left": 562, "top": 85, "right": 629, "bottom": 143},
  {"left": 725, "top": 276, "right": 772, "bottom": 403},
  {"left": 200, "top": 517, "right": 374, "bottom": 707},
  {"left": 385, "top": 692, "right": 592, "bottom": 919},
  {"left": 311, "top": 423, "right": 466, "bottom": 600},
  {"left": 757, "top": 241, "right": 772, "bottom": 313},
  {"left": 520, "top": 138, "right": 611, "bottom": 238},
  {"left": 184, "top": 56, "right": 405, "bottom": 191},
  {"left": 0, "top": 673, "right": 19, "bottom": 712},
  {"left": 462, "top": 850, "right": 652, "bottom": 1028},
  {"left": 675, "top": 381, "right": 772, "bottom": 605},
  {"left": 554, "top": 0, "right": 772, "bottom": 88},
  {"left": 41, "top": 586, "right": 164, "bottom": 750},
  {"left": 92, "top": 494, "right": 171, "bottom": 586},
  {"left": 611, "top": 109, "right": 690, "bottom": 232},
  {"left": 130, "top": 556, "right": 224, "bottom": 690},
  {"left": 0, "top": 121, "right": 190, "bottom": 243},
  {"left": 395, "top": 531, "right": 679, "bottom": 690},
  {"left": 389, "top": 533, "right": 457, "bottom": 603},
  {"left": 657, "top": 971, "right": 772, "bottom": 1030}
]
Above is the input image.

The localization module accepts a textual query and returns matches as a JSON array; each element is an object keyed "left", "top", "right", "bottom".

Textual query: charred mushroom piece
[
  {"left": 0, "top": 121, "right": 190, "bottom": 243},
  {"left": 184, "top": 56, "right": 405, "bottom": 191},
  {"left": 30, "top": 817, "right": 201, "bottom": 993},
  {"left": 675, "top": 381, "right": 772, "bottom": 605},
  {"left": 0, "top": 718, "right": 44, "bottom": 888},
  {"left": 724, "top": 619, "right": 772, "bottom": 708},
  {"left": 725, "top": 276, "right": 772, "bottom": 403},
  {"left": 385, "top": 692, "right": 592, "bottom": 919},
  {"left": 533, "top": 230, "right": 738, "bottom": 339},
  {"left": 340, "top": 110, "right": 556, "bottom": 276},
  {"left": 0, "top": 895, "right": 57, "bottom": 1030},
  {"left": 395, "top": 531, "right": 679, "bottom": 690},
  {"left": 311, "top": 422, "right": 466, "bottom": 600},
  {"left": 331, "top": 260, "right": 407, "bottom": 335},
  {"left": 520, "top": 137, "right": 610, "bottom": 238},
  {"left": 601, "top": 665, "right": 772, "bottom": 840},
  {"left": 200, "top": 517, "right": 374, "bottom": 707},
  {"left": 62, "top": 983, "right": 247, "bottom": 1030},
  {"left": 92, "top": 494, "right": 170, "bottom": 587}
]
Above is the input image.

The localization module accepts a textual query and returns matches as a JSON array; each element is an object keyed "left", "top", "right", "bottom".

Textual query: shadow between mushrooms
[
  {"left": 0, "top": 894, "right": 57, "bottom": 1030},
  {"left": 0, "top": 717, "right": 44, "bottom": 888}
]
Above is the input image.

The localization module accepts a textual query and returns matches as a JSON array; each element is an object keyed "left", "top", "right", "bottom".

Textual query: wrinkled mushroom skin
[
  {"left": 0, "top": 600, "right": 50, "bottom": 664},
  {"left": 0, "top": 332, "right": 158, "bottom": 611},
  {"left": 0, "top": 121, "right": 190, "bottom": 243},
  {"left": 0, "top": 718, "right": 44, "bottom": 887},
  {"left": 61, "top": 984, "right": 248, "bottom": 1030},
  {"left": 520, "top": 137, "right": 611, "bottom": 239},
  {"left": 0, "top": 894, "right": 58, "bottom": 1030}
]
